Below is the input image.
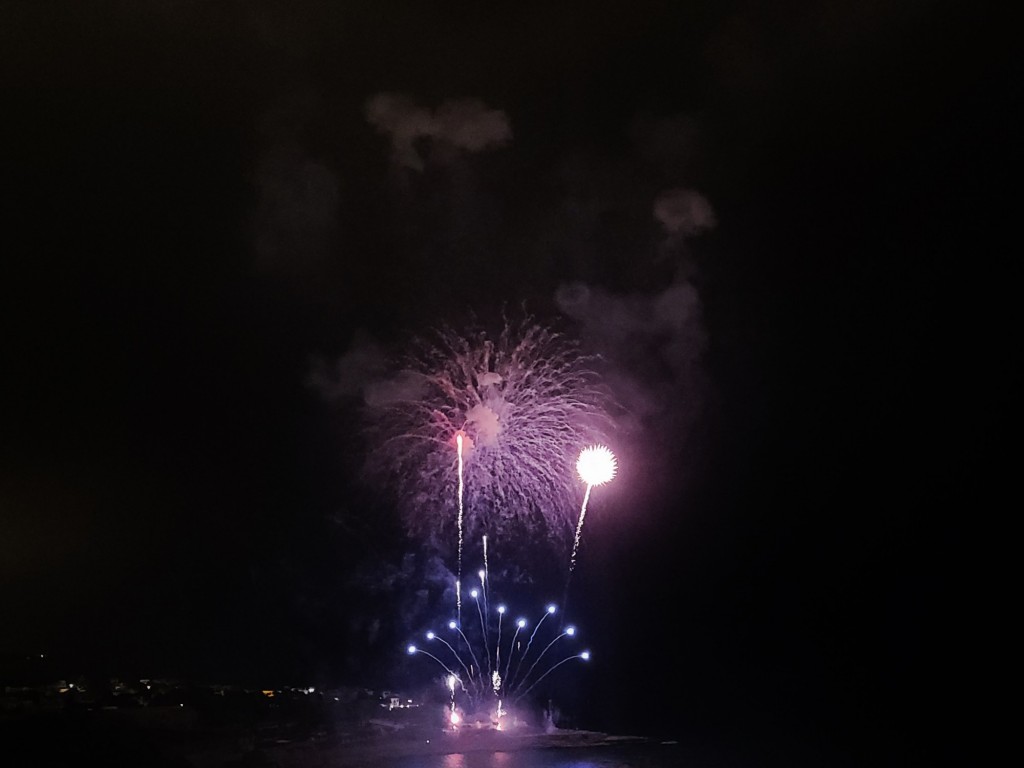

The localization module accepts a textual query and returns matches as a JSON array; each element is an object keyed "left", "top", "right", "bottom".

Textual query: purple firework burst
[{"left": 363, "top": 313, "right": 615, "bottom": 556}]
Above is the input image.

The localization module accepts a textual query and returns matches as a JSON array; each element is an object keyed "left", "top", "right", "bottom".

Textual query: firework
[
  {"left": 407, "top": 583, "right": 589, "bottom": 723},
  {"left": 456, "top": 431, "right": 465, "bottom": 621},
  {"left": 363, "top": 313, "right": 615, "bottom": 558},
  {"left": 569, "top": 445, "right": 617, "bottom": 575}
]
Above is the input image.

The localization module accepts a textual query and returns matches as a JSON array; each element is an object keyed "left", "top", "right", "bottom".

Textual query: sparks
[
  {"left": 362, "top": 313, "right": 615, "bottom": 557},
  {"left": 456, "top": 431, "right": 465, "bottom": 621},
  {"left": 409, "top": 547, "right": 588, "bottom": 719},
  {"left": 412, "top": 597, "right": 585, "bottom": 716},
  {"left": 569, "top": 445, "right": 617, "bottom": 576},
  {"left": 576, "top": 445, "right": 617, "bottom": 487}
]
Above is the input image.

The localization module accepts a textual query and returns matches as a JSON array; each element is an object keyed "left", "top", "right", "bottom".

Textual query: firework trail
[
  {"left": 362, "top": 313, "right": 615, "bottom": 560},
  {"left": 569, "top": 445, "right": 617, "bottom": 575},
  {"left": 502, "top": 615, "right": 526, "bottom": 683},
  {"left": 571, "top": 484, "right": 593, "bottom": 574},
  {"left": 506, "top": 603, "right": 555, "bottom": 692},
  {"left": 447, "top": 674, "right": 459, "bottom": 725},
  {"left": 494, "top": 604, "right": 505, "bottom": 684},
  {"left": 456, "top": 580, "right": 462, "bottom": 627},
  {"left": 482, "top": 535, "right": 490, "bottom": 615},
  {"left": 456, "top": 431, "right": 465, "bottom": 621},
  {"left": 470, "top": 584, "right": 491, "bottom": 680},
  {"left": 561, "top": 445, "right": 617, "bottom": 619}
]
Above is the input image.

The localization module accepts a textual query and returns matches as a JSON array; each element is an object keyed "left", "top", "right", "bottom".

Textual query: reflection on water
[
  {"left": 440, "top": 753, "right": 517, "bottom": 768},
  {"left": 379, "top": 743, "right": 683, "bottom": 768}
]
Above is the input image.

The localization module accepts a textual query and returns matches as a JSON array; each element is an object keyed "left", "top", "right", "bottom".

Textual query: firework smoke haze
[
  {"left": 366, "top": 92, "right": 512, "bottom": 172},
  {"left": 653, "top": 187, "right": 717, "bottom": 239},
  {"left": 554, "top": 187, "right": 715, "bottom": 512},
  {"left": 359, "top": 313, "right": 616, "bottom": 562}
]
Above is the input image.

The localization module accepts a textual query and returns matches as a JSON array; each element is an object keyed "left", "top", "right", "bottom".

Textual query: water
[{"left": 349, "top": 742, "right": 687, "bottom": 768}]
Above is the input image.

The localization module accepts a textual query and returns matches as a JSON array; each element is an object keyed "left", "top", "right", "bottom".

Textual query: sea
[{"left": 347, "top": 741, "right": 692, "bottom": 768}]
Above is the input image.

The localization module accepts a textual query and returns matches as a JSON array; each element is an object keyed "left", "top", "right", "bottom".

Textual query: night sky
[{"left": 1, "top": 2, "right": 1006, "bottom": 764}]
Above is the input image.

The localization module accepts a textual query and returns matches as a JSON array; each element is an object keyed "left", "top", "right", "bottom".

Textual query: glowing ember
[
  {"left": 576, "top": 445, "right": 616, "bottom": 487},
  {"left": 568, "top": 445, "right": 618, "bottom": 578}
]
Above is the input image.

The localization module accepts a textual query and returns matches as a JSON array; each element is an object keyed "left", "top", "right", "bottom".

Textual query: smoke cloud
[
  {"left": 307, "top": 331, "right": 430, "bottom": 408},
  {"left": 306, "top": 330, "right": 387, "bottom": 401},
  {"left": 366, "top": 92, "right": 512, "bottom": 171},
  {"left": 554, "top": 187, "right": 716, "bottom": 504},
  {"left": 653, "top": 188, "right": 717, "bottom": 237},
  {"left": 555, "top": 280, "right": 707, "bottom": 432}
]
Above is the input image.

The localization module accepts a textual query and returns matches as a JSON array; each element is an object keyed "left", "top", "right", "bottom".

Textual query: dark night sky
[{"left": 1, "top": 1, "right": 1008, "bottom": 764}]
